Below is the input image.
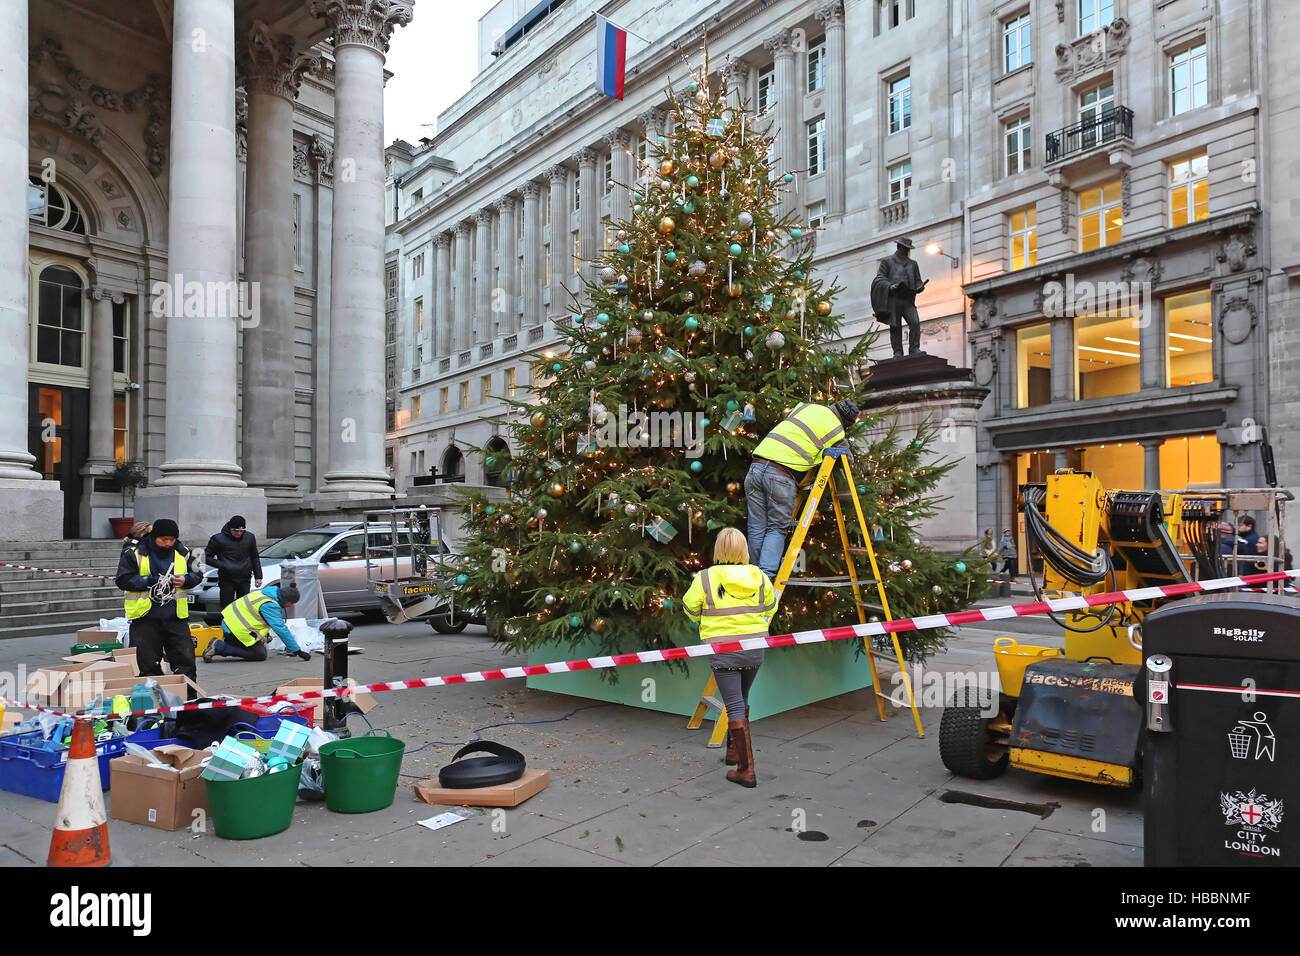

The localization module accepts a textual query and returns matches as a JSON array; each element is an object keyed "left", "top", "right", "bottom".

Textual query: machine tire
[
  {"left": 429, "top": 612, "right": 468, "bottom": 634},
  {"left": 939, "top": 690, "right": 1009, "bottom": 780}
]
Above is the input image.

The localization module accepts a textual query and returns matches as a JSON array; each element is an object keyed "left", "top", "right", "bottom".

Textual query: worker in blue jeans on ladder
[{"left": 745, "top": 400, "right": 861, "bottom": 577}]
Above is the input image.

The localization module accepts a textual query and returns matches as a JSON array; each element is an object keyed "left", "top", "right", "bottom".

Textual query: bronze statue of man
[{"left": 871, "top": 238, "right": 929, "bottom": 358}]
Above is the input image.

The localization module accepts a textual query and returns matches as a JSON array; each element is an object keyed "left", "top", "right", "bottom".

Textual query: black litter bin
[{"left": 1143, "top": 591, "right": 1300, "bottom": 867}]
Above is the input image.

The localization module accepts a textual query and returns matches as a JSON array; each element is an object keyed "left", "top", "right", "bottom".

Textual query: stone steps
[{"left": 0, "top": 540, "right": 132, "bottom": 639}]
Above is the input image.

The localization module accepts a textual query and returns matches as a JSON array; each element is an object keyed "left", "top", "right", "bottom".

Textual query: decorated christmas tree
[{"left": 441, "top": 58, "right": 986, "bottom": 668}]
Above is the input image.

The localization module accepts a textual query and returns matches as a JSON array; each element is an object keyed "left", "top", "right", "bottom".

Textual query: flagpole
[{"left": 594, "top": 11, "right": 650, "bottom": 43}]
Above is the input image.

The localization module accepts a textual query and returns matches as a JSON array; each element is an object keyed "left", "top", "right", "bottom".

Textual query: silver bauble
[
  {"left": 765, "top": 330, "right": 786, "bottom": 350},
  {"left": 737, "top": 211, "right": 754, "bottom": 229},
  {"left": 544, "top": 593, "right": 556, "bottom": 605},
  {"left": 624, "top": 503, "right": 637, "bottom": 515},
  {"left": 901, "top": 559, "right": 913, "bottom": 570},
  {"left": 599, "top": 266, "right": 617, "bottom": 285},
  {"left": 536, "top": 508, "right": 548, "bottom": 519},
  {"left": 688, "top": 260, "right": 707, "bottom": 278}
]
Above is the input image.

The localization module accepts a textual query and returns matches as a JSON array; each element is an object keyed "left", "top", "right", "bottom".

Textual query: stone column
[
  {"left": 434, "top": 232, "right": 451, "bottom": 355},
  {"left": 546, "top": 164, "right": 569, "bottom": 318},
  {"left": 473, "top": 209, "right": 493, "bottom": 344},
  {"left": 725, "top": 59, "right": 751, "bottom": 111},
  {"left": 138, "top": 0, "right": 271, "bottom": 535},
  {"left": 86, "top": 287, "right": 123, "bottom": 468},
  {"left": 605, "top": 131, "right": 632, "bottom": 227},
  {"left": 310, "top": 0, "right": 412, "bottom": 495},
  {"left": 638, "top": 108, "right": 665, "bottom": 183},
  {"left": 764, "top": 30, "right": 798, "bottom": 216},
  {"left": 520, "top": 181, "right": 542, "bottom": 331},
  {"left": 816, "top": 1, "right": 846, "bottom": 217},
  {"left": 1051, "top": 319, "right": 1072, "bottom": 402},
  {"left": 577, "top": 149, "right": 598, "bottom": 290},
  {"left": 239, "top": 21, "right": 313, "bottom": 500},
  {"left": 453, "top": 221, "right": 471, "bottom": 351},
  {"left": 1141, "top": 439, "right": 1162, "bottom": 489},
  {"left": 494, "top": 196, "right": 518, "bottom": 333}
]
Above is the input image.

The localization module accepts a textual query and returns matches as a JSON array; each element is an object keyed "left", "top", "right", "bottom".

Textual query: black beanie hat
[
  {"left": 833, "top": 399, "right": 860, "bottom": 428},
  {"left": 228, "top": 515, "right": 246, "bottom": 529},
  {"left": 152, "top": 518, "right": 179, "bottom": 538},
  {"left": 278, "top": 583, "right": 301, "bottom": 606}
]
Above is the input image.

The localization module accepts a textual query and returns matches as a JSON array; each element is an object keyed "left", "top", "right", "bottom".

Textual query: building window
[
  {"left": 414, "top": 297, "right": 424, "bottom": 333},
  {"left": 1078, "top": 0, "right": 1114, "bottom": 36},
  {"left": 35, "top": 266, "right": 85, "bottom": 369},
  {"left": 807, "top": 118, "right": 826, "bottom": 177},
  {"left": 887, "top": 161, "right": 911, "bottom": 202},
  {"left": 28, "top": 178, "right": 87, "bottom": 234},
  {"left": 1009, "top": 207, "right": 1037, "bottom": 271},
  {"left": 411, "top": 395, "right": 421, "bottom": 420},
  {"left": 459, "top": 381, "right": 469, "bottom": 409},
  {"left": 412, "top": 253, "right": 425, "bottom": 279},
  {"left": 573, "top": 176, "right": 580, "bottom": 212},
  {"left": 1078, "top": 180, "right": 1122, "bottom": 251},
  {"left": 1003, "top": 12, "right": 1031, "bottom": 73},
  {"left": 542, "top": 186, "right": 550, "bottom": 226},
  {"left": 1165, "top": 289, "right": 1213, "bottom": 387},
  {"left": 1078, "top": 80, "right": 1115, "bottom": 151},
  {"left": 604, "top": 154, "right": 613, "bottom": 193},
  {"left": 573, "top": 231, "right": 581, "bottom": 275},
  {"left": 1004, "top": 114, "right": 1031, "bottom": 175},
  {"left": 888, "top": 75, "right": 911, "bottom": 134},
  {"left": 112, "top": 301, "right": 128, "bottom": 375},
  {"left": 439, "top": 387, "right": 449, "bottom": 414},
  {"left": 807, "top": 36, "right": 826, "bottom": 93},
  {"left": 807, "top": 200, "right": 826, "bottom": 229},
  {"left": 480, "top": 374, "right": 493, "bottom": 404},
  {"left": 113, "top": 394, "right": 128, "bottom": 464},
  {"left": 1170, "top": 42, "right": 1208, "bottom": 116},
  {"left": 1169, "top": 155, "right": 1209, "bottom": 227},
  {"left": 1016, "top": 323, "right": 1051, "bottom": 408},
  {"left": 1158, "top": 434, "right": 1221, "bottom": 489},
  {"left": 603, "top": 216, "right": 613, "bottom": 253},
  {"left": 544, "top": 243, "right": 551, "bottom": 284},
  {"left": 757, "top": 65, "right": 775, "bottom": 113},
  {"left": 636, "top": 139, "right": 650, "bottom": 180},
  {"left": 386, "top": 266, "right": 397, "bottom": 301},
  {"left": 1075, "top": 309, "right": 1140, "bottom": 399},
  {"left": 882, "top": 0, "right": 907, "bottom": 30},
  {"left": 506, "top": 367, "right": 517, "bottom": 397}
]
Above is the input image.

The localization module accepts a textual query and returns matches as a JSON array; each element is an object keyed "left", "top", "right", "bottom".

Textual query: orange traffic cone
[{"left": 47, "top": 716, "right": 110, "bottom": 867}]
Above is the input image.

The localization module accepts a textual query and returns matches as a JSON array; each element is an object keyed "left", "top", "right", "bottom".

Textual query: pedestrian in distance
[
  {"left": 203, "top": 582, "right": 312, "bottom": 663},
  {"left": 998, "top": 528, "right": 1017, "bottom": 578},
  {"left": 114, "top": 517, "right": 202, "bottom": 698},
  {"left": 746, "top": 399, "right": 861, "bottom": 578},
  {"left": 681, "top": 527, "right": 779, "bottom": 789},
  {"left": 205, "top": 515, "right": 263, "bottom": 609}
]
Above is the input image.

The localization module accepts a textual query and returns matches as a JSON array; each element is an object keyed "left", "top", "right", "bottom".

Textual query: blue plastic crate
[{"left": 0, "top": 723, "right": 175, "bottom": 804}]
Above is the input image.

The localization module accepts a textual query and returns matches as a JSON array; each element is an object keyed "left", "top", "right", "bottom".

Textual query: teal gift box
[
  {"left": 201, "top": 737, "right": 262, "bottom": 782},
  {"left": 267, "top": 721, "right": 311, "bottom": 764},
  {"left": 647, "top": 518, "right": 677, "bottom": 544}
]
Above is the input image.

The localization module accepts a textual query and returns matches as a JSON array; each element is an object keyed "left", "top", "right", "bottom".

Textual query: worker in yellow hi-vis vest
[
  {"left": 746, "top": 400, "right": 860, "bottom": 577},
  {"left": 204, "top": 583, "right": 312, "bottom": 663},
  {"left": 113, "top": 517, "right": 203, "bottom": 696}
]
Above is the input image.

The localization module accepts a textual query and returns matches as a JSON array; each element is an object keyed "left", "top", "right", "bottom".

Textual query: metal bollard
[{"left": 321, "top": 618, "right": 356, "bottom": 738}]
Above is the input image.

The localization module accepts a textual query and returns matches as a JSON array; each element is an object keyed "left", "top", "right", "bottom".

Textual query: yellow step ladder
[{"left": 686, "top": 447, "right": 925, "bottom": 745}]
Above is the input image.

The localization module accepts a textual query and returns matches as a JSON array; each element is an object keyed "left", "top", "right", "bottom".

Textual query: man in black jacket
[
  {"left": 114, "top": 518, "right": 203, "bottom": 697},
  {"left": 205, "top": 515, "right": 263, "bottom": 610}
]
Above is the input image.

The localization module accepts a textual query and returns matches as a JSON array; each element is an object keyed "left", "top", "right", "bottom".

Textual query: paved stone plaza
[{"left": 0, "top": 602, "right": 1142, "bottom": 867}]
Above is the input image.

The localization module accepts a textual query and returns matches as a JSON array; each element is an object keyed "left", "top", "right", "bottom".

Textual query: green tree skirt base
[{"left": 526, "top": 637, "right": 875, "bottom": 720}]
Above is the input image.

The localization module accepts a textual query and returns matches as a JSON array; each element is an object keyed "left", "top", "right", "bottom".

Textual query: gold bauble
[
  {"left": 546, "top": 481, "right": 565, "bottom": 498},
  {"left": 530, "top": 412, "right": 548, "bottom": 428},
  {"left": 708, "top": 151, "right": 726, "bottom": 168},
  {"left": 691, "top": 512, "right": 706, "bottom": 529},
  {"left": 695, "top": 90, "right": 709, "bottom": 104},
  {"left": 726, "top": 481, "right": 741, "bottom": 497},
  {"left": 591, "top": 618, "right": 607, "bottom": 633},
  {"left": 658, "top": 216, "right": 676, "bottom": 234},
  {"left": 816, "top": 300, "right": 832, "bottom": 316},
  {"left": 728, "top": 284, "right": 743, "bottom": 297},
  {"left": 660, "top": 159, "right": 675, "bottom": 175}
]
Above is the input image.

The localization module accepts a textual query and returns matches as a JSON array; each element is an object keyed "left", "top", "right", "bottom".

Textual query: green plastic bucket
[
  {"left": 319, "top": 729, "right": 406, "bottom": 813},
  {"left": 204, "top": 758, "right": 303, "bottom": 839}
]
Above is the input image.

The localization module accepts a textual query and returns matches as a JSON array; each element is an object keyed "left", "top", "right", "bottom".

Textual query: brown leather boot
[
  {"left": 724, "top": 707, "right": 748, "bottom": 766},
  {"left": 725, "top": 718, "right": 757, "bottom": 788}
]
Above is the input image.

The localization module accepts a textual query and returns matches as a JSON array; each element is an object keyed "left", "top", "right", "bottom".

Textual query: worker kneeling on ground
[
  {"left": 747, "top": 399, "right": 860, "bottom": 577},
  {"left": 204, "top": 583, "right": 312, "bottom": 663},
  {"left": 682, "top": 527, "right": 779, "bottom": 789}
]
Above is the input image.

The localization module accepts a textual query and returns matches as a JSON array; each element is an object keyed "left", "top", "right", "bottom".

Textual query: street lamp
[{"left": 925, "top": 242, "right": 959, "bottom": 269}]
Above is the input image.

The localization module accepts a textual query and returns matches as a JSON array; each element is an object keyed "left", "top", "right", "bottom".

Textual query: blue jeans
[{"left": 745, "top": 461, "right": 799, "bottom": 577}]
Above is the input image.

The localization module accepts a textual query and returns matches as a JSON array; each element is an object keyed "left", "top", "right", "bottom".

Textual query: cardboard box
[
  {"left": 412, "top": 769, "right": 550, "bottom": 808},
  {"left": 24, "top": 660, "right": 135, "bottom": 709},
  {"left": 274, "top": 678, "right": 376, "bottom": 727},
  {"left": 0, "top": 711, "right": 23, "bottom": 732},
  {"left": 109, "top": 745, "right": 210, "bottom": 831},
  {"left": 75, "top": 627, "right": 122, "bottom": 645},
  {"left": 62, "top": 647, "right": 139, "bottom": 677},
  {"left": 98, "top": 674, "right": 206, "bottom": 702}
]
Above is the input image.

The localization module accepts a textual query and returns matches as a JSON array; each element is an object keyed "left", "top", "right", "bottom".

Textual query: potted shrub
[{"left": 108, "top": 460, "right": 148, "bottom": 538}]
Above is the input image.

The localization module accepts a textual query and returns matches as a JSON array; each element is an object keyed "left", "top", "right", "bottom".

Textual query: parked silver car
[{"left": 197, "top": 521, "right": 450, "bottom": 623}]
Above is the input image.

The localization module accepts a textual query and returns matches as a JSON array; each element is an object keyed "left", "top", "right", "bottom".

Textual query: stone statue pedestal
[{"left": 861, "top": 357, "right": 989, "bottom": 554}]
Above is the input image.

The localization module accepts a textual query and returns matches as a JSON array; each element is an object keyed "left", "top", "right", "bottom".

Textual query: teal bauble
[
  {"left": 657, "top": 135, "right": 666, "bottom": 143},
  {"left": 701, "top": 417, "right": 711, "bottom": 427},
  {"left": 729, "top": 243, "right": 743, "bottom": 255},
  {"left": 596, "top": 312, "right": 609, "bottom": 324},
  {"left": 484, "top": 506, "right": 495, "bottom": 515},
  {"left": 633, "top": 204, "right": 643, "bottom": 214},
  {"left": 793, "top": 269, "right": 804, "bottom": 279},
  {"left": 619, "top": 244, "right": 630, "bottom": 254},
  {"left": 783, "top": 173, "right": 794, "bottom": 183},
  {"left": 857, "top": 484, "right": 866, "bottom": 494},
  {"left": 681, "top": 202, "right": 694, "bottom": 213},
  {"left": 456, "top": 574, "right": 468, "bottom": 585},
  {"left": 791, "top": 228, "right": 802, "bottom": 239},
  {"left": 955, "top": 562, "right": 967, "bottom": 574},
  {"left": 665, "top": 251, "right": 677, "bottom": 262},
  {"left": 687, "top": 175, "right": 699, "bottom": 188},
  {"left": 726, "top": 400, "right": 739, "bottom": 411},
  {"left": 552, "top": 363, "right": 562, "bottom": 372},
  {"left": 569, "top": 540, "right": 582, "bottom": 554},
  {"left": 662, "top": 598, "right": 674, "bottom": 609},
  {"left": 690, "top": 461, "right": 703, "bottom": 473},
  {"left": 743, "top": 325, "right": 753, "bottom": 336},
  {"left": 569, "top": 615, "right": 581, "bottom": 627},
  {"left": 684, "top": 316, "right": 699, "bottom": 330},
  {"left": 485, "top": 456, "right": 496, "bottom": 467}
]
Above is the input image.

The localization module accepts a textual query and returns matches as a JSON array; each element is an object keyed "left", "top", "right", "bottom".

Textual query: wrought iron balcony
[{"left": 1045, "top": 106, "right": 1133, "bottom": 164}]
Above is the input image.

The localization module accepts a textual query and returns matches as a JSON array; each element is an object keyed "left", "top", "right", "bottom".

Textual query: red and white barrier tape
[
  {"left": 3, "top": 568, "right": 1297, "bottom": 722},
  {"left": 0, "top": 561, "right": 111, "bottom": 579}
]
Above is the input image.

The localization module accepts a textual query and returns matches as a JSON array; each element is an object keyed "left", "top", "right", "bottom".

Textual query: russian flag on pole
[{"left": 595, "top": 14, "right": 626, "bottom": 100}]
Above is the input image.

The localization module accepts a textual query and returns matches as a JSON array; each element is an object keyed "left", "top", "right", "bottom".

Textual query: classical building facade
[
  {"left": 2, "top": 0, "right": 413, "bottom": 542},
  {"left": 385, "top": 0, "right": 1296, "bottom": 558}
]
